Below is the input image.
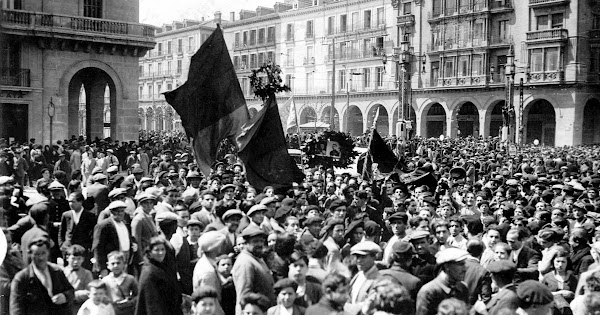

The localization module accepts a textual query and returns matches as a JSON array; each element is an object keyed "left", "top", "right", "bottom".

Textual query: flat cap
[
  {"left": 392, "top": 241, "right": 414, "bottom": 255},
  {"left": 388, "top": 212, "right": 408, "bottom": 222},
  {"left": 220, "top": 184, "right": 236, "bottom": 193},
  {"left": 487, "top": 260, "right": 517, "bottom": 274},
  {"left": 506, "top": 179, "right": 519, "bottom": 186},
  {"left": 132, "top": 167, "right": 144, "bottom": 175},
  {"left": 108, "top": 188, "right": 127, "bottom": 199},
  {"left": 198, "top": 231, "right": 226, "bottom": 253},
  {"left": 48, "top": 181, "right": 65, "bottom": 190},
  {"left": 140, "top": 177, "right": 153, "bottom": 183},
  {"left": 186, "top": 219, "right": 204, "bottom": 228},
  {"left": 350, "top": 241, "right": 382, "bottom": 256},
  {"left": 222, "top": 209, "right": 244, "bottom": 221},
  {"left": 135, "top": 192, "right": 157, "bottom": 203},
  {"left": 106, "top": 200, "right": 128, "bottom": 211},
  {"left": 435, "top": 248, "right": 469, "bottom": 265},
  {"left": 304, "top": 216, "right": 324, "bottom": 226},
  {"left": 281, "top": 198, "right": 295, "bottom": 207},
  {"left": 241, "top": 225, "right": 267, "bottom": 239},
  {"left": 155, "top": 211, "right": 180, "bottom": 223},
  {"left": 260, "top": 196, "right": 277, "bottom": 205},
  {"left": 409, "top": 230, "right": 431, "bottom": 241},
  {"left": 186, "top": 171, "right": 201, "bottom": 179},
  {"left": 93, "top": 173, "right": 107, "bottom": 182},
  {"left": 247, "top": 204, "right": 268, "bottom": 216},
  {"left": 25, "top": 193, "right": 48, "bottom": 206},
  {"left": 516, "top": 280, "right": 554, "bottom": 306},
  {"left": 328, "top": 199, "right": 345, "bottom": 211},
  {"left": 107, "top": 165, "right": 119, "bottom": 173}
]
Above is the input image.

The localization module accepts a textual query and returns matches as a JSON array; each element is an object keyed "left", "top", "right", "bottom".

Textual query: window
[
  {"left": 551, "top": 13, "right": 563, "bottom": 29},
  {"left": 306, "top": 72, "right": 314, "bottom": 93},
  {"left": 241, "top": 55, "right": 248, "bottom": 69},
  {"left": 444, "top": 58, "right": 454, "bottom": 77},
  {"left": 458, "top": 56, "right": 469, "bottom": 76},
  {"left": 156, "top": 84, "right": 162, "bottom": 95},
  {"left": 364, "top": 10, "right": 372, "bottom": 29},
  {"left": 250, "top": 54, "right": 257, "bottom": 68},
  {"left": 234, "top": 56, "right": 239, "bottom": 69},
  {"left": 339, "top": 70, "right": 346, "bottom": 90},
  {"left": 287, "top": 48, "right": 294, "bottom": 66},
  {"left": 352, "top": 12, "right": 359, "bottom": 31},
  {"left": 339, "top": 42, "right": 348, "bottom": 59},
  {"left": 545, "top": 47, "right": 559, "bottom": 71},
  {"left": 267, "top": 51, "right": 274, "bottom": 63},
  {"left": 364, "top": 68, "right": 371, "bottom": 88},
  {"left": 307, "top": 46, "right": 314, "bottom": 63},
  {"left": 306, "top": 20, "right": 314, "bottom": 38},
  {"left": 148, "top": 64, "right": 152, "bottom": 75},
  {"left": 377, "top": 7, "right": 385, "bottom": 25},
  {"left": 157, "top": 43, "right": 163, "bottom": 55},
  {"left": 328, "top": 16, "right": 335, "bottom": 35},
  {"left": 157, "top": 62, "right": 162, "bottom": 74},
  {"left": 258, "top": 28, "right": 265, "bottom": 44},
  {"left": 167, "top": 61, "right": 172, "bottom": 73},
  {"left": 363, "top": 38, "right": 372, "bottom": 56},
  {"left": 83, "top": 0, "right": 102, "bottom": 18},
  {"left": 243, "top": 32, "right": 248, "bottom": 46},
  {"left": 189, "top": 36, "right": 195, "bottom": 52},
  {"left": 250, "top": 30, "right": 257, "bottom": 46},
  {"left": 139, "top": 86, "right": 143, "bottom": 98},
  {"left": 473, "top": 19, "right": 484, "bottom": 45},
  {"left": 201, "top": 34, "right": 209, "bottom": 44},
  {"left": 403, "top": 3, "right": 411, "bottom": 15},
  {"left": 445, "top": 0, "right": 456, "bottom": 14},
  {"left": 176, "top": 60, "right": 182, "bottom": 73},
  {"left": 530, "top": 49, "right": 543, "bottom": 72},
  {"left": 431, "top": 62, "right": 440, "bottom": 86},
  {"left": 472, "top": 55, "right": 483, "bottom": 76},
  {"left": 177, "top": 39, "right": 183, "bottom": 53},
  {"left": 286, "top": 74, "right": 294, "bottom": 91},
  {"left": 258, "top": 53, "right": 264, "bottom": 66},
  {"left": 286, "top": 24, "right": 294, "bottom": 41},
  {"left": 376, "top": 67, "right": 384, "bottom": 87},
  {"left": 340, "top": 14, "right": 347, "bottom": 32},
  {"left": 138, "top": 65, "right": 143, "bottom": 75},
  {"left": 327, "top": 71, "right": 333, "bottom": 92},
  {"left": 433, "top": 0, "right": 442, "bottom": 16},
  {"left": 498, "top": 20, "right": 508, "bottom": 40},
  {"left": 147, "top": 84, "right": 153, "bottom": 98},
  {"left": 167, "top": 41, "right": 172, "bottom": 54},
  {"left": 167, "top": 83, "right": 172, "bottom": 91},
  {"left": 536, "top": 15, "right": 549, "bottom": 30},
  {"left": 267, "top": 27, "right": 275, "bottom": 43},
  {"left": 234, "top": 33, "right": 240, "bottom": 48}
]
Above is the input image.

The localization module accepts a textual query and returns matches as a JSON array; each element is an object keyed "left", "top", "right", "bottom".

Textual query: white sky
[{"left": 140, "top": 0, "right": 279, "bottom": 26}]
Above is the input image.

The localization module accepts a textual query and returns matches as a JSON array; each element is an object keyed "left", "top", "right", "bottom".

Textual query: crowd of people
[{"left": 1, "top": 132, "right": 600, "bottom": 315}]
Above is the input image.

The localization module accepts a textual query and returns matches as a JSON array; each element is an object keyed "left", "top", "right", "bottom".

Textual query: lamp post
[
  {"left": 344, "top": 71, "right": 363, "bottom": 133},
  {"left": 48, "top": 97, "right": 55, "bottom": 146},
  {"left": 502, "top": 46, "right": 515, "bottom": 144},
  {"left": 383, "top": 41, "right": 412, "bottom": 153}
]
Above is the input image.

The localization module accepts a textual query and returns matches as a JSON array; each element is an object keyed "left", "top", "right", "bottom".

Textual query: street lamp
[
  {"left": 502, "top": 46, "right": 516, "bottom": 144},
  {"left": 383, "top": 41, "right": 412, "bottom": 153},
  {"left": 48, "top": 97, "right": 55, "bottom": 146}
]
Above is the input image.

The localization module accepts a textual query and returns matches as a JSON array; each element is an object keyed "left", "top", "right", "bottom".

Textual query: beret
[
  {"left": 155, "top": 211, "right": 180, "bottom": 223},
  {"left": 191, "top": 287, "right": 218, "bottom": 302},
  {"left": 350, "top": 241, "right": 382, "bottom": 256},
  {"left": 198, "top": 231, "right": 226, "bottom": 253},
  {"left": 363, "top": 220, "right": 381, "bottom": 237},
  {"left": 240, "top": 225, "right": 267, "bottom": 239},
  {"left": 392, "top": 241, "right": 414, "bottom": 254},
  {"left": 273, "top": 278, "right": 298, "bottom": 293},
  {"left": 222, "top": 209, "right": 244, "bottom": 221},
  {"left": 108, "top": 188, "right": 127, "bottom": 199},
  {"left": 304, "top": 205, "right": 320, "bottom": 214},
  {"left": 344, "top": 220, "right": 365, "bottom": 239},
  {"left": 106, "top": 200, "right": 128, "bottom": 211},
  {"left": 516, "top": 280, "right": 553, "bottom": 306},
  {"left": 274, "top": 207, "right": 292, "bottom": 220},
  {"left": 487, "top": 260, "right": 517, "bottom": 274},
  {"left": 247, "top": 204, "right": 268, "bottom": 216},
  {"left": 435, "top": 248, "right": 469, "bottom": 265},
  {"left": 319, "top": 218, "right": 345, "bottom": 238},
  {"left": 48, "top": 181, "right": 65, "bottom": 190}
]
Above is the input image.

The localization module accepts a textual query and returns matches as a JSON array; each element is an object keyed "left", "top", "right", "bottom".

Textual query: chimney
[
  {"left": 214, "top": 11, "right": 222, "bottom": 24},
  {"left": 230, "top": 12, "right": 235, "bottom": 21}
]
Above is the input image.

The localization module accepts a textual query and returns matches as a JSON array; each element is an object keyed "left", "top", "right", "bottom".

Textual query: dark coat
[
  {"left": 92, "top": 218, "right": 134, "bottom": 273},
  {"left": 135, "top": 258, "right": 183, "bottom": 315},
  {"left": 415, "top": 275, "right": 469, "bottom": 315},
  {"left": 305, "top": 297, "right": 346, "bottom": 315},
  {"left": 58, "top": 210, "right": 96, "bottom": 252},
  {"left": 572, "top": 246, "right": 595, "bottom": 275},
  {"left": 10, "top": 263, "right": 75, "bottom": 315},
  {"left": 486, "top": 284, "right": 519, "bottom": 315},
  {"left": 379, "top": 265, "right": 423, "bottom": 300},
  {"left": 515, "top": 245, "right": 542, "bottom": 282},
  {"left": 86, "top": 182, "right": 110, "bottom": 213},
  {"left": 464, "top": 258, "right": 492, "bottom": 305}
]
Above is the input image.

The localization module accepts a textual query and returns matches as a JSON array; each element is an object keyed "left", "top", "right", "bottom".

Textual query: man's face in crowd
[
  {"left": 411, "top": 237, "right": 430, "bottom": 256},
  {"left": 326, "top": 183, "right": 336, "bottom": 194},
  {"left": 464, "top": 193, "right": 475, "bottom": 206},
  {"left": 188, "top": 225, "right": 202, "bottom": 239},
  {"left": 335, "top": 176, "right": 343, "bottom": 187},
  {"left": 435, "top": 225, "right": 450, "bottom": 245},
  {"left": 333, "top": 206, "right": 346, "bottom": 220},
  {"left": 325, "top": 283, "right": 349, "bottom": 306},
  {"left": 285, "top": 217, "right": 300, "bottom": 234},
  {"left": 332, "top": 224, "right": 345, "bottom": 242},
  {"left": 250, "top": 210, "right": 265, "bottom": 225},
  {"left": 166, "top": 191, "right": 180, "bottom": 206},
  {"left": 449, "top": 221, "right": 462, "bottom": 237},
  {"left": 326, "top": 173, "right": 333, "bottom": 183},
  {"left": 246, "top": 235, "right": 266, "bottom": 257},
  {"left": 111, "top": 207, "right": 126, "bottom": 222},
  {"left": 308, "top": 222, "right": 321, "bottom": 237},
  {"left": 354, "top": 253, "right": 375, "bottom": 272},
  {"left": 176, "top": 210, "right": 190, "bottom": 227},
  {"left": 487, "top": 230, "right": 501, "bottom": 247},
  {"left": 506, "top": 231, "right": 522, "bottom": 251},
  {"left": 221, "top": 174, "right": 233, "bottom": 185},
  {"left": 223, "top": 188, "right": 235, "bottom": 200},
  {"left": 573, "top": 207, "right": 585, "bottom": 219},
  {"left": 30, "top": 243, "right": 50, "bottom": 269},
  {"left": 201, "top": 194, "right": 215, "bottom": 210},
  {"left": 225, "top": 216, "right": 241, "bottom": 233},
  {"left": 390, "top": 220, "right": 406, "bottom": 236}
]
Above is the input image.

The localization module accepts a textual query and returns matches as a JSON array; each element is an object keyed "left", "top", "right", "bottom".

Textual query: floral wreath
[
  {"left": 249, "top": 62, "right": 291, "bottom": 101},
  {"left": 301, "top": 130, "right": 358, "bottom": 169}
]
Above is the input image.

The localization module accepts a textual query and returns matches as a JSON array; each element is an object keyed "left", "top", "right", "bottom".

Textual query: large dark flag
[
  {"left": 369, "top": 129, "right": 400, "bottom": 173},
  {"left": 164, "top": 26, "right": 249, "bottom": 176},
  {"left": 237, "top": 96, "right": 304, "bottom": 191}
]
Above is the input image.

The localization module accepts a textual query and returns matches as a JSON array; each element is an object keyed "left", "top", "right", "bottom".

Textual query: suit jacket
[
  {"left": 131, "top": 210, "right": 158, "bottom": 255},
  {"left": 349, "top": 265, "right": 380, "bottom": 304},
  {"left": 464, "top": 258, "right": 492, "bottom": 305},
  {"left": 86, "top": 182, "right": 110, "bottom": 213},
  {"left": 486, "top": 284, "right": 519, "bottom": 315},
  {"left": 232, "top": 250, "right": 276, "bottom": 315},
  {"left": 379, "top": 265, "right": 422, "bottom": 300},
  {"left": 10, "top": 263, "right": 75, "bottom": 315},
  {"left": 92, "top": 218, "right": 134, "bottom": 273},
  {"left": 515, "top": 245, "right": 541, "bottom": 282},
  {"left": 268, "top": 305, "right": 306, "bottom": 315},
  {"left": 415, "top": 275, "right": 469, "bottom": 315},
  {"left": 58, "top": 210, "right": 97, "bottom": 252}
]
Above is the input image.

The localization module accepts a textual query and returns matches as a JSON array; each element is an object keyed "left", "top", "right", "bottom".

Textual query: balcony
[
  {"left": 1, "top": 9, "right": 155, "bottom": 49},
  {"left": 0, "top": 68, "right": 31, "bottom": 87},
  {"left": 529, "top": 0, "right": 570, "bottom": 8},
  {"left": 326, "top": 23, "right": 387, "bottom": 38},
  {"left": 396, "top": 15, "right": 414, "bottom": 26},
  {"left": 528, "top": 70, "right": 563, "bottom": 83},
  {"left": 526, "top": 28, "right": 568, "bottom": 43},
  {"left": 490, "top": 0, "right": 513, "bottom": 11},
  {"left": 303, "top": 57, "right": 316, "bottom": 65},
  {"left": 437, "top": 75, "right": 487, "bottom": 87},
  {"left": 489, "top": 35, "right": 512, "bottom": 47},
  {"left": 326, "top": 47, "right": 383, "bottom": 63}
]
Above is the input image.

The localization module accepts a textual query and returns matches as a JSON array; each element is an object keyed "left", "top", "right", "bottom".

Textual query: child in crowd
[
  {"left": 216, "top": 254, "right": 236, "bottom": 315},
  {"left": 268, "top": 278, "right": 305, "bottom": 315},
  {"left": 101, "top": 251, "right": 138, "bottom": 315},
  {"left": 77, "top": 280, "right": 116, "bottom": 315},
  {"left": 63, "top": 244, "right": 94, "bottom": 314},
  {"left": 191, "top": 286, "right": 219, "bottom": 315}
]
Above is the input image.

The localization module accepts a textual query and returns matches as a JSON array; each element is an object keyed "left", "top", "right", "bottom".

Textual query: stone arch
[
  {"left": 452, "top": 101, "right": 480, "bottom": 138},
  {"left": 392, "top": 102, "right": 417, "bottom": 135},
  {"left": 346, "top": 105, "right": 364, "bottom": 136},
  {"left": 299, "top": 105, "right": 317, "bottom": 125},
  {"left": 419, "top": 100, "right": 449, "bottom": 138},
  {"left": 583, "top": 98, "right": 600, "bottom": 144},
  {"left": 484, "top": 100, "right": 505, "bottom": 139},
  {"left": 61, "top": 60, "right": 124, "bottom": 141},
  {"left": 523, "top": 99, "right": 556, "bottom": 146},
  {"left": 366, "top": 104, "right": 389, "bottom": 136},
  {"left": 320, "top": 105, "right": 340, "bottom": 131}
]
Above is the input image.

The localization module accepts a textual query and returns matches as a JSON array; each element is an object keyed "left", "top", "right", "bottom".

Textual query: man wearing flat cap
[
  {"left": 131, "top": 193, "right": 159, "bottom": 266},
  {"left": 232, "top": 226, "right": 276, "bottom": 315},
  {"left": 348, "top": 241, "right": 381, "bottom": 308},
  {"left": 409, "top": 230, "right": 437, "bottom": 284},
  {"left": 382, "top": 212, "right": 408, "bottom": 267},
  {"left": 515, "top": 280, "right": 554, "bottom": 315},
  {"left": 192, "top": 231, "right": 227, "bottom": 315},
  {"left": 379, "top": 241, "right": 422, "bottom": 300},
  {"left": 416, "top": 248, "right": 470, "bottom": 315},
  {"left": 484, "top": 260, "right": 519, "bottom": 315}
]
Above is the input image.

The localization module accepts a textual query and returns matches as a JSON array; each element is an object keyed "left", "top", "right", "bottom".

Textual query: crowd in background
[{"left": 0, "top": 131, "right": 600, "bottom": 315}]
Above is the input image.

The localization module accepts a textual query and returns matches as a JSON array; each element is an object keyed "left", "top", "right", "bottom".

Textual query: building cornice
[{"left": 280, "top": 0, "right": 387, "bottom": 19}]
